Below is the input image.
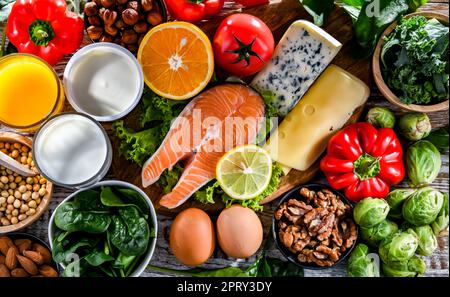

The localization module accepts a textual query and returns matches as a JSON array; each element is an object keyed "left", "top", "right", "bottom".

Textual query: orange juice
[{"left": 0, "top": 54, "right": 64, "bottom": 130}]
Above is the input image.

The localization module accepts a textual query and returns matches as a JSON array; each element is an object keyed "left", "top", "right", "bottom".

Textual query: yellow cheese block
[{"left": 265, "top": 65, "right": 369, "bottom": 172}]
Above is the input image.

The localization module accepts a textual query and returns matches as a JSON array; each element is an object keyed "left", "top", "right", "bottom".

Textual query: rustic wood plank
[{"left": 0, "top": 0, "right": 448, "bottom": 278}]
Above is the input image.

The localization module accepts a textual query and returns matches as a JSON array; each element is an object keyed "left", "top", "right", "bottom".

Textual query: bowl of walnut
[
  {"left": 272, "top": 184, "right": 358, "bottom": 269},
  {"left": 84, "top": 0, "right": 167, "bottom": 54}
]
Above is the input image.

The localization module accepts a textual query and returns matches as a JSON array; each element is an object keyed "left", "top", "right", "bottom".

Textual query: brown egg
[
  {"left": 216, "top": 205, "right": 263, "bottom": 258},
  {"left": 169, "top": 208, "right": 215, "bottom": 266}
]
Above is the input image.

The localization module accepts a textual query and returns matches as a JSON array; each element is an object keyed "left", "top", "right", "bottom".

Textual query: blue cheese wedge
[{"left": 251, "top": 20, "right": 342, "bottom": 117}]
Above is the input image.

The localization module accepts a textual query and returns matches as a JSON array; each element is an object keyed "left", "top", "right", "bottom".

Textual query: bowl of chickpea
[{"left": 0, "top": 132, "right": 53, "bottom": 233}]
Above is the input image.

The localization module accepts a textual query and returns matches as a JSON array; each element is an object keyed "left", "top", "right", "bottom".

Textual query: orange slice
[{"left": 137, "top": 22, "right": 214, "bottom": 100}]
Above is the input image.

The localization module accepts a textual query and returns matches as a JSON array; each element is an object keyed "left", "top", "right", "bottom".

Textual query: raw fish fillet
[{"left": 142, "top": 84, "right": 265, "bottom": 209}]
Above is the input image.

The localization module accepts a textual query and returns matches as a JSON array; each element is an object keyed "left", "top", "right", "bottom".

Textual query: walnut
[
  {"left": 279, "top": 230, "right": 294, "bottom": 248},
  {"left": 300, "top": 187, "right": 315, "bottom": 202},
  {"left": 274, "top": 203, "right": 286, "bottom": 220}
]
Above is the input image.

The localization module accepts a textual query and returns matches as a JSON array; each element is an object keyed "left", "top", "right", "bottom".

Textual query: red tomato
[
  {"left": 212, "top": 14, "right": 274, "bottom": 77},
  {"left": 234, "top": 0, "right": 269, "bottom": 7}
]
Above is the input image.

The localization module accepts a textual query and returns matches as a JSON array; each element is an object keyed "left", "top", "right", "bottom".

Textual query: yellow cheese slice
[{"left": 265, "top": 65, "right": 369, "bottom": 172}]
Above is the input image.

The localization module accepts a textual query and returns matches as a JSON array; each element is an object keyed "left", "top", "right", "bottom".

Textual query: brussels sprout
[
  {"left": 366, "top": 107, "right": 396, "bottom": 128},
  {"left": 361, "top": 219, "right": 398, "bottom": 246},
  {"left": 405, "top": 141, "right": 442, "bottom": 187},
  {"left": 382, "top": 256, "right": 426, "bottom": 277},
  {"left": 399, "top": 113, "right": 431, "bottom": 141},
  {"left": 347, "top": 244, "right": 380, "bottom": 277},
  {"left": 354, "top": 198, "right": 390, "bottom": 228},
  {"left": 378, "top": 230, "right": 419, "bottom": 263},
  {"left": 386, "top": 189, "right": 416, "bottom": 220},
  {"left": 412, "top": 225, "right": 438, "bottom": 256},
  {"left": 431, "top": 192, "right": 449, "bottom": 237},
  {"left": 403, "top": 187, "right": 444, "bottom": 226}
]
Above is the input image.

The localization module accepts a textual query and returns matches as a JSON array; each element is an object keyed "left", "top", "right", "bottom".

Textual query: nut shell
[
  {"left": 17, "top": 255, "right": 38, "bottom": 275},
  {"left": 11, "top": 268, "right": 28, "bottom": 277},
  {"left": 39, "top": 265, "right": 58, "bottom": 277},
  {"left": 32, "top": 243, "right": 52, "bottom": 265},
  {"left": 5, "top": 246, "right": 18, "bottom": 270},
  {"left": 0, "top": 264, "right": 10, "bottom": 277},
  {"left": 122, "top": 8, "right": 139, "bottom": 25},
  {"left": 23, "top": 250, "right": 44, "bottom": 265}
]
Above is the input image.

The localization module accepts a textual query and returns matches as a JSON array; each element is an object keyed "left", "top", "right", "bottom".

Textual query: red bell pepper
[
  {"left": 6, "top": 0, "right": 84, "bottom": 66},
  {"left": 320, "top": 123, "right": 405, "bottom": 202},
  {"left": 164, "top": 0, "right": 224, "bottom": 23}
]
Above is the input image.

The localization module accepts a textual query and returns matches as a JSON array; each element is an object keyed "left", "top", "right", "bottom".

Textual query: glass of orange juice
[{"left": 0, "top": 54, "right": 65, "bottom": 131}]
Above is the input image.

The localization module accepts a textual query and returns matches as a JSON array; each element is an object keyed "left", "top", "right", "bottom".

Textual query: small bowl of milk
[
  {"left": 32, "top": 113, "right": 112, "bottom": 188},
  {"left": 63, "top": 43, "right": 144, "bottom": 122}
]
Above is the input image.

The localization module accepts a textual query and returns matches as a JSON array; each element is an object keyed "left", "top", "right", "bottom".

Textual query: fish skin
[{"left": 141, "top": 84, "right": 265, "bottom": 209}]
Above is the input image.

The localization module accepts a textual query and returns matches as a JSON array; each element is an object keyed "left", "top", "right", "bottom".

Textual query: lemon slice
[{"left": 216, "top": 145, "right": 272, "bottom": 200}]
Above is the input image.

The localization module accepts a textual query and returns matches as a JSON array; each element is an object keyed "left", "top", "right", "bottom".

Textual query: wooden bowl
[
  {"left": 0, "top": 132, "right": 53, "bottom": 234},
  {"left": 372, "top": 11, "right": 449, "bottom": 113}
]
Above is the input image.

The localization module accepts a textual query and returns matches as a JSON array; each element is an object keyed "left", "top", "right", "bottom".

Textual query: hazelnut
[
  {"left": 127, "top": 1, "right": 140, "bottom": 11},
  {"left": 88, "top": 15, "right": 102, "bottom": 27},
  {"left": 134, "top": 21, "right": 148, "bottom": 34},
  {"left": 141, "top": 0, "right": 153, "bottom": 12},
  {"left": 122, "top": 8, "right": 139, "bottom": 25},
  {"left": 101, "top": 0, "right": 115, "bottom": 9},
  {"left": 116, "top": 0, "right": 128, "bottom": 4},
  {"left": 115, "top": 19, "right": 126, "bottom": 29},
  {"left": 104, "top": 25, "right": 118, "bottom": 37},
  {"left": 84, "top": 2, "right": 98, "bottom": 17},
  {"left": 121, "top": 29, "right": 138, "bottom": 44},
  {"left": 146, "top": 12, "right": 162, "bottom": 26},
  {"left": 87, "top": 26, "right": 103, "bottom": 40},
  {"left": 100, "top": 34, "right": 114, "bottom": 43},
  {"left": 102, "top": 9, "right": 117, "bottom": 26}
]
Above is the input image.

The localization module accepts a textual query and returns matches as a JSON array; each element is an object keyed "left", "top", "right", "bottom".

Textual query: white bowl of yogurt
[
  {"left": 32, "top": 112, "right": 112, "bottom": 188},
  {"left": 63, "top": 43, "right": 144, "bottom": 122}
]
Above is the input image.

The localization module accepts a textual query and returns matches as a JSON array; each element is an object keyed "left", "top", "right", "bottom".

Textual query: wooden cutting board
[{"left": 111, "top": 0, "right": 371, "bottom": 216}]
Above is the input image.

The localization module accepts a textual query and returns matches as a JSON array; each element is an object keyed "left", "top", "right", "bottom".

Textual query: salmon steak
[{"left": 142, "top": 84, "right": 265, "bottom": 209}]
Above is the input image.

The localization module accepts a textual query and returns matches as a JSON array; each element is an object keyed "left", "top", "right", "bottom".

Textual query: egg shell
[
  {"left": 169, "top": 208, "right": 215, "bottom": 266},
  {"left": 216, "top": 205, "right": 263, "bottom": 258}
]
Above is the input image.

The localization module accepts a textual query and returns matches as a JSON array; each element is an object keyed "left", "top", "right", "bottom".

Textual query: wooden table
[{"left": 1, "top": 0, "right": 448, "bottom": 277}]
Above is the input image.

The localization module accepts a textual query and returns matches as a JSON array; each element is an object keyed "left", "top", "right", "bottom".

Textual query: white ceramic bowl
[
  {"left": 48, "top": 180, "right": 157, "bottom": 277},
  {"left": 63, "top": 43, "right": 144, "bottom": 122}
]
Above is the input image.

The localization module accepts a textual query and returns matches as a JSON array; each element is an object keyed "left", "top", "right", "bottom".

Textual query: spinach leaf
[
  {"left": 407, "top": 0, "right": 427, "bottom": 11},
  {"left": 299, "top": 0, "right": 335, "bottom": 26},
  {"left": 113, "top": 253, "right": 136, "bottom": 269},
  {"left": 52, "top": 232, "right": 100, "bottom": 263},
  {"left": 84, "top": 249, "right": 115, "bottom": 266},
  {"left": 147, "top": 265, "right": 249, "bottom": 277},
  {"left": 425, "top": 127, "right": 449, "bottom": 152},
  {"left": 116, "top": 187, "right": 150, "bottom": 216},
  {"left": 63, "top": 257, "right": 89, "bottom": 277},
  {"left": 108, "top": 207, "right": 149, "bottom": 256},
  {"left": 54, "top": 202, "right": 111, "bottom": 233},
  {"left": 74, "top": 189, "right": 109, "bottom": 212},
  {"left": 100, "top": 186, "right": 148, "bottom": 218},
  {"left": 336, "top": 0, "right": 364, "bottom": 23}
]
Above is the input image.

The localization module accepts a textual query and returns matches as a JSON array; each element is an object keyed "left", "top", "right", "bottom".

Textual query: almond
[
  {"left": 0, "top": 255, "right": 5, "bottom": 265},
  {"left": 23, "top": 250, "right": 44, "bottom": 265},
  {"left": 0, "top": 264, "right": 10, "bottom": 277},
  {"left": 39, "top": 265, "right": 58, "bottom": 277},
  {"left": 5, "top": 246, "right": 18, "bottom": 270},
  {"left": 0, "top": 236, "right": 13, "bottom": 256},
  {"left": 32, "top": 243, "right": 52, "bottom": 264},
  {"left": 17, "top": 255, "right": 38, "bottom": 275},
  {"left": 11, "top": 268, "right": 29, "bottom": 277},
  {"left": 15, "top": 239, "right": 32, "bottom": 254}
]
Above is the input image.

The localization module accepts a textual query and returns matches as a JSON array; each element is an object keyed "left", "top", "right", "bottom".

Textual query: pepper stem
[
  {"left": 354, "top": 153, "right": 381, "bottom": 180},
  {"left": 29, "top": 20, "right": 55, "bottom": 46}
]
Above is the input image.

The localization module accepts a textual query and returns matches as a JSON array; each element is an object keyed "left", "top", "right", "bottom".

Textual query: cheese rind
[
  {"left": 264, "top": 65, "right": 369, "bottom": 171},
  {"left": 251, "top": 20, "right": 342, "bottom": 117}
]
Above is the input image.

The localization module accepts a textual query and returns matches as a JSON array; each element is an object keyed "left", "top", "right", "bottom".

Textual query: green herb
[
  {"left": 52, "top": 186, "right": 153, "bottom": 277},
  {"left": 381, "top": 16, "right": 449, "bottom": 104},
  {"left": 159, "top": 164, "right": 184, "bottom": 194},
  {"left": 425, "top": 127, "right": 449, "bottom": 152},
  {"left": 147, "top": 256, "right": 303, "bottom": 277},
  {"left": 299, "top": 0, "right": 335, "bottom": 26},
  {"left": 300, "top": 0, "right": 427, "bottom": 56}
]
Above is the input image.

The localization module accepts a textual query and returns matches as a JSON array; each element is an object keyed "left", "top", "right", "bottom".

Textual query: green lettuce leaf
[{"left": 299, "top": 0, "right": 335, "bottom": 26}]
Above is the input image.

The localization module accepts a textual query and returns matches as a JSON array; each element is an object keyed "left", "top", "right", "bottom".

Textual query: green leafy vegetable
[
  {"left": 412, "top": 225, "right": 438, "bottom": 256},
  {"left": 159, "top": 164, "right": 184, "bottom": 194},
  {"left": 84, "top": 249, "right": 115, "bottom": 266},
  {"left": 386, "top": 188, "right": 416, "bottom": 219},
  {"left": 381, "top": 16, "right": 449, "bottom": 104},
  {"left": 405, "top": 140, "right": 442, "bottom": 187},
  {"left": 147, "top": 256, "right": 303, "bottom": 277},
  {"left": 299, "top": 0, "right": 335, "bottom": 26},
  {"left": 54, "top": 202, "right": 111, "bottom": 234},
  {"left": 361, "top": 219, "right": 399, "bottom": 246},
  {"left": 100, "top": 186, "right": 148, "bottom": 218},
  {"left": 354, "top": 198, "right": 390, "bottom": 228},
  {"left": 425, "top": 127, "right": 449, "bottom": 152},
  {"left": 378, "top": 229, "right": 419, "bottom": 263},
  {"left": 382, "top": 255, "right": 426, "bottom": 277},
  {"left": 398, "top": 113, "right": 432, "bottom": 141},
  {"left": 431, "top": 192, "right": 449, "bottom": 237},
  {"left": 402, "top": 187, "right": 444, "bottom": 226},
  {"left": 366, "top": 107, "right": 396, "bottom": 128},
  {"left": 347, "top": 243, "right": 380, "bottom": 277},
  {"left": 108, "top": 207, "right": 150, "bottom": 256},
  {"left": 195, "top": 180, "right": 221, "bottom": 204}
]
